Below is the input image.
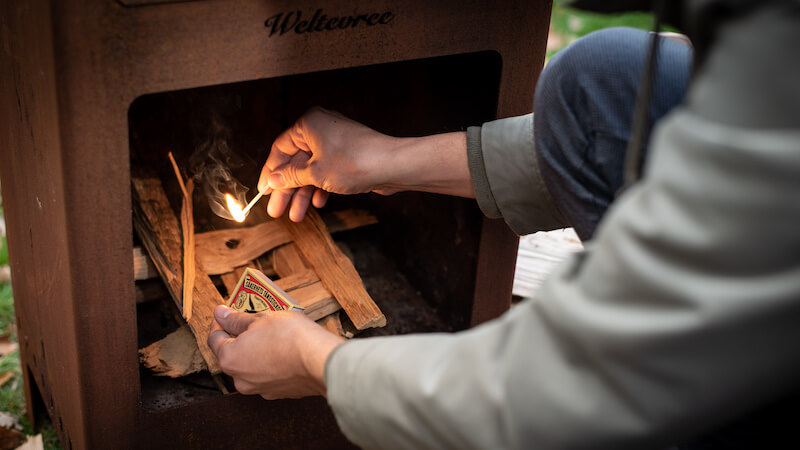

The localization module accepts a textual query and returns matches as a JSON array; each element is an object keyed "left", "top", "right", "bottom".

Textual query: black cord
[{"left": 623, "top": 0, "right": 665, "bottom": 187}]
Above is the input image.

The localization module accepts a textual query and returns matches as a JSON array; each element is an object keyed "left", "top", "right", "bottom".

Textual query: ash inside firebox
[{"left": 137, "top": 222, "right": 451, "bottom": 410}]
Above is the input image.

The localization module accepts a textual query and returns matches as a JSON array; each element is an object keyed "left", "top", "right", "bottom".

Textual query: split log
[
  {"left": 132, "top": 176, "right": 222, "bottom": 373},
  {"left": 281, "top": 209, "right": 385, "bottom": 330}
]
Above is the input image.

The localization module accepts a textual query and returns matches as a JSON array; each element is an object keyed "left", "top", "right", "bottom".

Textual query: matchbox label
[{"left": 227, "top": 268, "right": 304, "bottom": 314}]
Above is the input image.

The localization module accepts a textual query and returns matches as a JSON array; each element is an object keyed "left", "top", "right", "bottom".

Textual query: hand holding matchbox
[{"left": 227, "top": 268, "right": 304, "bottom": 313}]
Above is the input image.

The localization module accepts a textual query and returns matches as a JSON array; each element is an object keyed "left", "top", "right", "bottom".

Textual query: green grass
[
  {"left": 547, "top": 1, "right": 670, "bottom": 60},
  {"left": 0, "top": 350, "right": 24, "bottom": 418},
  {"left": 0, "top": 237, "right": 61, "bottom": 448},
  {"left": 0, "top": 283, "right": 14, "bottom": 336},
  {"left": 0, "top": 235, "right": 8, "bottom": 266}
]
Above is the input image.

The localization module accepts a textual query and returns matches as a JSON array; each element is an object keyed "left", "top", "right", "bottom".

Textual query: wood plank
[
  {"left": 290, "top": 282, "right": 340, "bottom": 321},
  {"left": 133, "top": 246, "right": 158, "bottom": 280},
  {"left": 194, "top": 220, "right": 292, "bottom": 276},
  {"left": 323, "top": 209, "right": 378, "bottom": 232},
  {"left": 281, "top": 210, "right": 385, "bottom": 330},
  {"left": 274, "top": 269, "right": 318, "bottom": 290},
  {"left": 272, "top": 243, "right": 307, "bottom": 277},
  {"left": 132, "top": 176, "right": 222, "bottom": 373},
  {"left": 192, "top": 209, "right": 377, "bottom": 276}
]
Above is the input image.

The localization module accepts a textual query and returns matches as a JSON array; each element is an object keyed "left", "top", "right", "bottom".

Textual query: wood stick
[
  {"left": 132, "top": 176, "right": 222, "bottom": 373},
  {"left": 280, "top": 209, "right": 385, "bottom": 330},
  {"left": 168, "top": 152, "right": 188, "bottom": 199},
  {"left": 168, "top": 152, "right": 195, "bottom": 320},
  {"left": 181, "top": 180, "right": 195, "bottom": 320}
]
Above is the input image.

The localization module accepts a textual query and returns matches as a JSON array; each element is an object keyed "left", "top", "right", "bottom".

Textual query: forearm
[{"left": 372, "top": 132, "right": 474, "bottom": 198}]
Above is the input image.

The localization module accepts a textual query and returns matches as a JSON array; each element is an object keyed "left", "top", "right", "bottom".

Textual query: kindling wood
[
  {"left": 132, "top": 176, "right": 222, "bottom": 374},
  {"left": 281, "top": 210, "right": 386, "bottom": 330},
  {"left": 133, "top": 209, "right": 378, "bottom": 279}
]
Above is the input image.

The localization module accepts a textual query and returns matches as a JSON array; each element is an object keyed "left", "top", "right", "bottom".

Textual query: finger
[
  {"left": 257, "top": 162, "right": 275, "bottom": 194},
  {"left": 311, "top": 189, "right": 329, "bottom": 208},
  {"left": 207, "top": 327, "right": 234, "bottom": 358},
  {"left": 269, "top": 152, "right": 314, "bottom": 190},
  {"left": 214, "top": 305, "right": 259, "bottom": 336},
  {"left": 267, "top": 188, "right": 295, "bottom": 218},
  {"left": 266, "top": 125, "right": 308, "bottom": 170},
  {"left": 234, "top": 378, "right": 257, "bottom": 396},
  {"left": 289, "top": 186, "right": 315, "bottom": 222}
]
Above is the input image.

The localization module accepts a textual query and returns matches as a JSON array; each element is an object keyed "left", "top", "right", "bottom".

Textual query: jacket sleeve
[
  {"left": 325, "top": 6, "right": 800, "bottom": 450},
  {"left": 467, "top": 114, "right": 568, "bottom": 235}
]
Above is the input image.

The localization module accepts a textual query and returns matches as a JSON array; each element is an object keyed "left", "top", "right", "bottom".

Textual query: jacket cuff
[
  {"left": 477, "top": 114, "right": 568, "bottom": 235},
  {"left": 467, "top": 126, "right": 502, "bottom": 218}
]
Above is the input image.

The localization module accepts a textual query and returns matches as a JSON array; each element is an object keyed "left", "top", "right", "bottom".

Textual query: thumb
[
  {"left": 214, "top": 305, "right": 259, "bottom": 336},
  {"left": 269, "top": 159, "right": 317, "bottom": 190}
]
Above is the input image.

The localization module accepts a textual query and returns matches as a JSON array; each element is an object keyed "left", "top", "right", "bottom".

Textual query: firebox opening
[{"left": 129, "top": 50, "right": 503, "bottom": 410}]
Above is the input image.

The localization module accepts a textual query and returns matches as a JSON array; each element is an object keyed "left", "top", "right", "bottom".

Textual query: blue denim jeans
[{"left": 534, "top": 27, "right": 692, "bottom": 240}]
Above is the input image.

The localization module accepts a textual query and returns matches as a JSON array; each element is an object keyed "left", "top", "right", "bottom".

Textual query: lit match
[
  {"left": 241, "top": 191, "right": 264, "bottom": 215},
  {"left": 225, "top": 191, "right": 264, "bottom": 223}
]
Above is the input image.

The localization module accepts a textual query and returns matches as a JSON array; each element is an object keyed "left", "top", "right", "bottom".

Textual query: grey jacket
[{"left": 325, "top": 4, "right": 800, "bottom": 449}]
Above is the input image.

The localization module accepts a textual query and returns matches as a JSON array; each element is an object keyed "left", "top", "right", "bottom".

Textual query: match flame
[{"left": 225, "top": 193, "right": 246, "bottom": 223}]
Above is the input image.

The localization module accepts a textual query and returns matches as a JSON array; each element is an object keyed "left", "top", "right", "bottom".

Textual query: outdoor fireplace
[{"left": 0, "top": 0, "right": 552, "bottom": 448}]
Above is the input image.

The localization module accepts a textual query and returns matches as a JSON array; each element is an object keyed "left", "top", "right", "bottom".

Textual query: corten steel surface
[{"left": 0, "top": 0, "right": 552, "bottom": 448}]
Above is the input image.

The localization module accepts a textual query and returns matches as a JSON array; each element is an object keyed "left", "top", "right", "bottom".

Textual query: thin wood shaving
[{"left": 168, "top": 152, "right": 195, "bottom": 320}]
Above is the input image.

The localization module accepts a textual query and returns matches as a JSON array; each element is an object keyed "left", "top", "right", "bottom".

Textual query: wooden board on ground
[{"left": 132, "top": 176, "right": 222, "bottom": 373}]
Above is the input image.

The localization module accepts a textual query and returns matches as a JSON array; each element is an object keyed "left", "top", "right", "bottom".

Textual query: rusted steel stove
[{"left": 0, "top": 0, "right": 552, "bottom": 448}]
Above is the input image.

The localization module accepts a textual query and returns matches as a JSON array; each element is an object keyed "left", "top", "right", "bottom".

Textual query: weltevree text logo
[{"left": 264, "top": 9, "right": 395, "bottom": 37}]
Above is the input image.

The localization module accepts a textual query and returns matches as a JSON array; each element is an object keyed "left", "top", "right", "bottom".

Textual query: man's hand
[
  {"left": 207, "top": 305, "right": 344, "bottom": 399},
  {"left": 259, "top": 107, "right": 474, "bottom": 222},
  {"left": 258, "top": 107, "right": 400, "bottom": 222}
]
